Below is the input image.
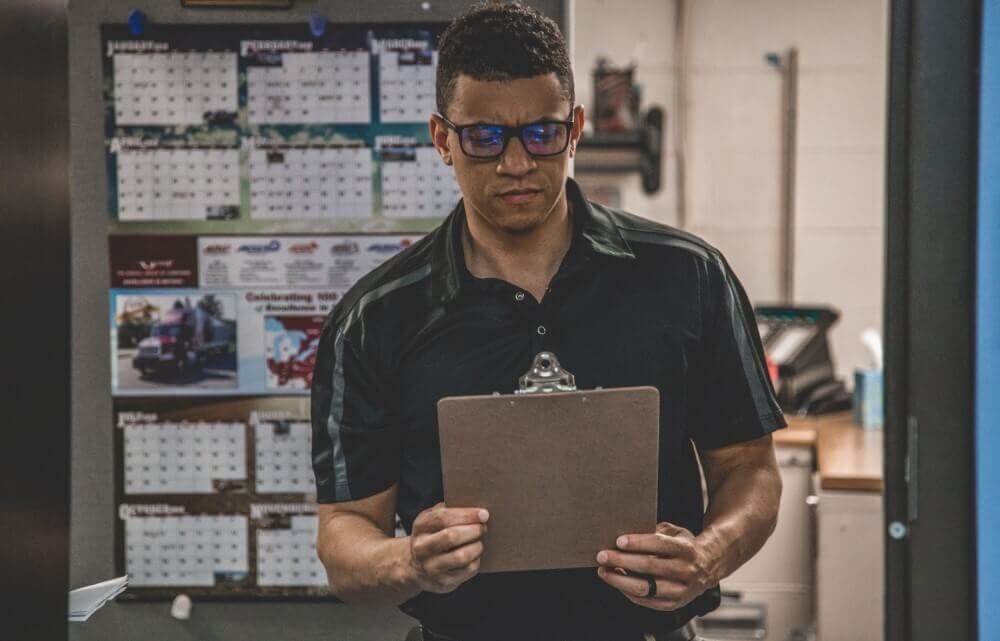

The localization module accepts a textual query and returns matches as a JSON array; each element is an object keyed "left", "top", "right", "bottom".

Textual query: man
[{"left": 311, "top": 3, "right": 785, "bottom": 641}]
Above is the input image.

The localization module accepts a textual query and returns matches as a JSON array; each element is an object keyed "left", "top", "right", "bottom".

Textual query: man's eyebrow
[{"left": 462, "top": 114, "right": 568, "bottom": 126}]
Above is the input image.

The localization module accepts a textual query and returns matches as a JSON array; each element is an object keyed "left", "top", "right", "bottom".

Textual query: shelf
[{"left": 575, "top": 106, "right": 664, "bottom": 194}]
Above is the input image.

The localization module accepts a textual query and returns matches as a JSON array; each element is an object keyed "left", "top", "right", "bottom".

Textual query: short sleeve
[
  {"left": 311, "top": 314, "right": 399, "bottom": 503},
  {"left": 686, "top": 255, "right": 786, "bottom": 450}
]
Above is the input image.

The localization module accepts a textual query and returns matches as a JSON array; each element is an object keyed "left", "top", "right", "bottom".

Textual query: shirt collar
[{"left": 429, "top": 177, "right": 636, "bottom": 304}]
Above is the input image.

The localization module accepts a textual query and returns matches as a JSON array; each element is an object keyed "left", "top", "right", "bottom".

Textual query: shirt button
[
  {"left": 515, "top": 291, "right": 525, "bottom": 302},
  {"left": 536, "top": 325, "right": 547, "bottom": 336}
]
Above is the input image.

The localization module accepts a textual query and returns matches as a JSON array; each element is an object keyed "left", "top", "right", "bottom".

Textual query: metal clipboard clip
[{"left": 516, "top": 351, "right": 577, "bottom": 394}]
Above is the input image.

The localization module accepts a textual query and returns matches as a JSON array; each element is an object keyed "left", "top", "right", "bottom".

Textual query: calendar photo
[
  {"left": 111, "top": 235, "right": 420, "bottom": 398},
  {"left": 112, "top": 288, "right": 339, "bottom": 397},
  {"left": 112, "top": 293, "right": 238, "bottom": 393},
  {"left": 264, "top": 315, "right": 324, "bottom": 391}
]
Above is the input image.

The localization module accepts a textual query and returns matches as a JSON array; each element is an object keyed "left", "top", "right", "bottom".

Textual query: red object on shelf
[{"left": 766, "top": 356, "right": 779, "bottom": 385}]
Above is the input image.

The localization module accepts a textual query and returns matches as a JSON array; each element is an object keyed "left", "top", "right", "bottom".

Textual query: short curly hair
[{"left": 436, "top": 1, "right": 574, "bottom": 117}]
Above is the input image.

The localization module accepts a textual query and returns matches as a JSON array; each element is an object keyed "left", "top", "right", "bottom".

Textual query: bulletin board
[
  {"left": 101, "top": 20, "right": 448, "bottom": 601},
  {"left": 70, "top": 3, "right": 564, "bottom": 633}
]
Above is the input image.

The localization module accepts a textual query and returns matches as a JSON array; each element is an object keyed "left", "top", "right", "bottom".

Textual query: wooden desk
[
  {"left": 774, "top": 411, "right": 883, "bottom": 493},
  {"left": 723, "top": 412, "right": 885, "bottom": 640}
]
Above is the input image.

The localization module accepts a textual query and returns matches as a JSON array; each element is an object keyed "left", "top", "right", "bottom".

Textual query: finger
[
  {"left": 656, "top": 521, "right": 689, "bottom": 537},
  {"left": 415, "top": 506, "right": 489, "bottom": 534},
  {"left": 411, "top": 503, "right": 441, "bottom": 532},
  {"left": 447, "top": 555, "right": 482, "bottom": 576},
  {"left": 621, "top": 591, "right": 685, "bottom": 612},
  {"left": 423, "top": 539, "right": 485, "bottom": 574},
  {"left": 596, "top": 549, "right": 697, "bottom": 582},
  {"left": 613, "top": 532, "right": 694, "bottom": 558},
  {"left": 414, "top": 523, "right": 487, "bottom": 557},
  {"left": 596, "top": 550, "right": 688, "bottom": 580},
  {"left": 596, "top": 566, "right": 685, "bottom": 601},
  {"left": 430, "top": 557, "right": 481, "bottom": 593}
]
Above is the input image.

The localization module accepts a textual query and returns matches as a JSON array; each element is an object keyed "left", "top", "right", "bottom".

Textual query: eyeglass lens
[{"left": 460, "top": 123, "right": 569, "bottom": 158}]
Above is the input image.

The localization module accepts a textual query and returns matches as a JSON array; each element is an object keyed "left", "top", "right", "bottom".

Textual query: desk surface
[{"left": 774, "top": 412, "right": 884, "bottom": 493}]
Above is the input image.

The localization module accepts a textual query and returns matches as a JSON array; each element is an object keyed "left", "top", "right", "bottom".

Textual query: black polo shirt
[{"left": 311, "top": 178, "right": 786, "bottom": 640}]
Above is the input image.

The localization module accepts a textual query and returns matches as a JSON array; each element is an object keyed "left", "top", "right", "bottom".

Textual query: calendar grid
[
  {"left": 116, "top": 146, "right": 240, "bottom": 221},
  {"left": 255, "top": 513, "right": 327, "bottom": 587},
  {"left": 379, "top": 50, "right": 437, "bottom": 123},
  {"left": 247, "top": 51, "right": 371, "bottom": 125},
  {"left": 104, "top": 23, "right": 458, "bottom": 229},
  {"left": 114, "top": 52, "right": 237, "bottom": 126},
  {"left": 124, "top": 513, "right": 249, "bottom": 587},
  {"left": 114, "top": 397, "right": 332, "bottom": 599},
  {"left": 254, "top": 420, "right": 315, "bottom": 494},
  {"left": 248, "top": 144, "right": 374, "bottom": 220},
  {"left": 123, "top": 420, "right": 247, "bottom": 495},
  {"left": 382, "top": 146, "right": 462, "bottom": 219}
]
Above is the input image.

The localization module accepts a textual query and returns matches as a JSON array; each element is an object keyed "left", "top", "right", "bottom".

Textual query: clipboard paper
[{"left": 437, "top": 386, "right": 659, "bottom": 573}]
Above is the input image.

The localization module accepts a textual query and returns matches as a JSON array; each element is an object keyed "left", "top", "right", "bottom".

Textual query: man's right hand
[{"left": 408, "top": 502, "right": 489, "bottom": 594}]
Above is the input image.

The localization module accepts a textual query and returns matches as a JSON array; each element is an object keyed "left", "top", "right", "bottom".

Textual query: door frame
[{"left": 885, "top": 0, "right": 981, "bottom": 639}]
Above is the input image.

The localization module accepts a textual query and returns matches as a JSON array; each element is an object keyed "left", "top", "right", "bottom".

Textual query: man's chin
[{"left": 487, "top": 210, "right": 547, "bottom": 235}]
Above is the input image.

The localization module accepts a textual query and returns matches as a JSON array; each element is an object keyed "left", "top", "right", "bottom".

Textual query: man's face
[{"left": 430, "top": 73, "right": 585, "bottom": 235}]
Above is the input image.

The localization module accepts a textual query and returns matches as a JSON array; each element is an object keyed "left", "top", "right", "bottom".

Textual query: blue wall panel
[{"left": 978, "top": 0, "right": 1000, "bottom": 638}]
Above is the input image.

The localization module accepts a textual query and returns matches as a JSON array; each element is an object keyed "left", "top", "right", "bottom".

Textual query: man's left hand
[{"left": 595, "top": 522, "right": 716, "bottom": 612}]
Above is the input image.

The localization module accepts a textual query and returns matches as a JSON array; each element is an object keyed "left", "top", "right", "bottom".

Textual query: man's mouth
[{"left": 498, "top": 188, "right": 542, "bottom": 204}]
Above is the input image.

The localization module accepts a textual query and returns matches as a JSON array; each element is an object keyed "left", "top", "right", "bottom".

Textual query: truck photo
[{"left": 132, "top": 298, "right": 235, "bottom": 378}]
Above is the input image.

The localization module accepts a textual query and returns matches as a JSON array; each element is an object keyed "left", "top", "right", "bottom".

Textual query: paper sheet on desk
[{"left": 68, "top": 575, "right": 128, "bottom": 622}]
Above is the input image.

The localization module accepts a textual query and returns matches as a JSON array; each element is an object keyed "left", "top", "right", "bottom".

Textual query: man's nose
[{"left": 496, "top": 136, "right": 537, "bottom": 175}]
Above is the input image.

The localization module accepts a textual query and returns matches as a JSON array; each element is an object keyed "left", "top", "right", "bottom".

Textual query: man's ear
[
  {"left": 569, "top": 104, "right": 585, "bottom": 157},
  {"left": 429, "top": 114, "right": 453, "bottom": 165}
]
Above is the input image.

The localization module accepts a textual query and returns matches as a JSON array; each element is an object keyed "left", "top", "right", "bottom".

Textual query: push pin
[
  {"left": 170, "top": 593, "right": 192, "bottom": 620},
  {"left": 309, "top": 15, "right": 327, "bottom": 39},
  {"left": 127, "top": 9, "right": 146, "bottom": 37}
]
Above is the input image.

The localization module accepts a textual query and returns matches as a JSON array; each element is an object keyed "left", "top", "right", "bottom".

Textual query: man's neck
[{"left": 462, "top": 192, "right": 573, "bottom": 303}]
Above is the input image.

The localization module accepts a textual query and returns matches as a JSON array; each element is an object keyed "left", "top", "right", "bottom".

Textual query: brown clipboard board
[{"left": 437, "top": 352, "right": 660, "bottom": 573}]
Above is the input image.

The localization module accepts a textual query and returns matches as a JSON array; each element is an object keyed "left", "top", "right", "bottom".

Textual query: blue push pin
[
  {"left": 309, "top": 15, "right": 327, "bottom": 38},
  {"left": 128, "top": 9, "right": 146, "bottom": 37}
]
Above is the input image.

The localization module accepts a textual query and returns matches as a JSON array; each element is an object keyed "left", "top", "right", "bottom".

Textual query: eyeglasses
[{"left": 435, "top": 112, "right": 575, "bottom": 159}]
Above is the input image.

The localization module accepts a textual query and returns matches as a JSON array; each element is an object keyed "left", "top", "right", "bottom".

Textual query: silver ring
[{"left": 645, "top": 574, "right": 657, "bottom": 598}]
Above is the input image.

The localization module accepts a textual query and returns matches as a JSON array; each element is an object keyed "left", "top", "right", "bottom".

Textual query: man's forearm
[
  {"left": 695, "top": 462, "right": 782, "bottom": 585},
  {"left": 318, "top": 511, "right": 422, "bottom": 605}
]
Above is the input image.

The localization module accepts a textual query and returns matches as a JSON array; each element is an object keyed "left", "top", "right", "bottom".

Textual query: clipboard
[{"left": 437, "top": 352, "right": 660, "bottom": 573}]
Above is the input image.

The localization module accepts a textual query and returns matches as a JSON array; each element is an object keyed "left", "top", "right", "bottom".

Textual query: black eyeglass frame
[{"left": 434, "top": 111, "right": 577, "bottom": 159}]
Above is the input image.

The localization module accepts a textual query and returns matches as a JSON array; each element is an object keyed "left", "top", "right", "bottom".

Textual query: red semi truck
[{"left": 133, "top": 300, "right": 235, "bottom": 377}]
